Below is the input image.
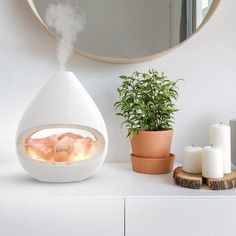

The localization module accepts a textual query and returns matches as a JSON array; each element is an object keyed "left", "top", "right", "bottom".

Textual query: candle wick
[
  {"left": 210, "top": 144, "right": 213, "bottom": 148},
  {"left": 191, "top": 144, "right": 195, "bottom": 147},
  {"left": 220, "top": 122, "right": 222, "bottom": 125}
]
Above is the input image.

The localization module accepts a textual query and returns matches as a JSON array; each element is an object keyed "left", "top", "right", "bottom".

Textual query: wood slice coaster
[
  {"left": 173, "top": 166, "right": 236, "bottom": 190},
  {"left": 206, "top": 172, "right": 236, "bottom": 190},
  {"left": 173, "top": 166, "right": 203, "bottom": 189}
]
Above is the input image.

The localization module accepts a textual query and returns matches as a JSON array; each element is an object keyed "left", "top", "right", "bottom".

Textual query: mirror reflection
[{"left": 30, "top": 0, "right": 218, "bottom": 62}]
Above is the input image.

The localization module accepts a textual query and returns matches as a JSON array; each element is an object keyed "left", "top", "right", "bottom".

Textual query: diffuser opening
[{"left": 22, "top": 127, "right": 98, "bottom": 163}]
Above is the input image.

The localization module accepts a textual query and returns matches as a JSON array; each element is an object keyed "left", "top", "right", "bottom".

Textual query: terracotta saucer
[{"left": 131, "top": 153, "right": 175, "bottom": 174}]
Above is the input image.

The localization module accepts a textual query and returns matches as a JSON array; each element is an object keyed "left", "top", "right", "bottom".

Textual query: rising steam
[{"left": 45, "top": 3, "right": 86, "bottom": 70}]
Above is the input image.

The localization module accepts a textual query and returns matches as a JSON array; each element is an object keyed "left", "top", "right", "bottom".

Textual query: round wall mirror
[{"left": 28, "top": 0, "right": 220, "bottom": 63}]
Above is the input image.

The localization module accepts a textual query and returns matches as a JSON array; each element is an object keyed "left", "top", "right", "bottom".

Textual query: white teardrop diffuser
[{"left": 16, "top": 71, "right": 108, "bottom": 182}]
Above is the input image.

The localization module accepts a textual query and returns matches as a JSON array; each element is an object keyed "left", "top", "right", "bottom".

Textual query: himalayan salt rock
[
  {"left": 26, "top": 132, "right": 95, "bottom": 163},
  {"left": 54, "top": 136, "right": 75, "bottom": 162},
  {"left": 73, "top": 137, "right": 93, "bottom": 160},
  {"left": 49, "top": 133, "right": 62, "bottom": 143},
  {"left": 58, "top": 132, "right": 83, "bottom": 142},
  {"left": 25, "top": 137, "right": 54, "bottom": 161}
]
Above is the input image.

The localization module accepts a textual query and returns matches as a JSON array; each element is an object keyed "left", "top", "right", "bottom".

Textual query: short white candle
[
  {"left": 210, "top": 123, "right": 231, "bottom": 174},
  {"left": 183, "top": 145, "right": 202, "bottom": 174},
  {"left": 202, "top": 146, "right": 224, "bottom": 179}
]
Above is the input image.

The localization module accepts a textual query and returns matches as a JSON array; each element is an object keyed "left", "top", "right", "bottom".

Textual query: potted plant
[{"left": 114, "top": 69, "right": 182, "bottom": 174}]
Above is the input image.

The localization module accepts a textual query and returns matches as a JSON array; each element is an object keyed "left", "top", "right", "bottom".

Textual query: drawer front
[
  {"left": 0, "top": 198, "right": 124, "bottom": 236},
  {"left": 126, "top": 198, "right": 236, "bottom": 236}
]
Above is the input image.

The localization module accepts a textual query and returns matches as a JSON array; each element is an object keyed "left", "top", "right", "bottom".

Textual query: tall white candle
[
  {"left": 210, "top": 123, "right": 231, "bottom": 174},
  {"left": 202, "top": 146, "right": 224, "bottom": 178},
  {"left": 183, "top": 145, "right": 202, "bottom": 174}
]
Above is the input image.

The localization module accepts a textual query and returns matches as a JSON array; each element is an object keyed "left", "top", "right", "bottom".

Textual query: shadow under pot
[{"left": 130, "top": 129, "right": 175, "bottom": 174}]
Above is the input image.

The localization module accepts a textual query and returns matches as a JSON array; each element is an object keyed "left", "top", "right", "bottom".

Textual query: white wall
[{"left": 0, "top": 0, "right": 235, "bottom": 163}]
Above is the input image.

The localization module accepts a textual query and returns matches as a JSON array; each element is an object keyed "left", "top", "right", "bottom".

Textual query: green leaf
[{"left": 114, "top": 69, "right": 183, "bottom": 133}]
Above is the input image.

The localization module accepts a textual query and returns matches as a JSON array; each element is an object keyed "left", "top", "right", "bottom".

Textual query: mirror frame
[{"left": 27, "top": 0, "right": 221, "bottom": 64}]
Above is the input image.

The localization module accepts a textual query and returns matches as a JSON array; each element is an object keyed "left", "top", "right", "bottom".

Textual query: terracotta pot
[
  {"left": 131, "top": 153, "right": 175, "bottom": 174},
  {"left": 130, "top": 130, "right": 173, "bottom": 159}
]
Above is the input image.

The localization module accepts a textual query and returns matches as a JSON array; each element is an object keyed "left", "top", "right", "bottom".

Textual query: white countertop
[{"left": 1, "top": 162, "right": 236, "bottom": 199}]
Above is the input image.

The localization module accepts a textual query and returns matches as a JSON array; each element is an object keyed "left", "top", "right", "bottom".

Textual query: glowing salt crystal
[
  {"left": 25, "top": 137, "right": 54, "bottom": 161},
  {"left": 54, "top": 136, "right": 74, "bottom": 162},
  {"left": 73, "top": 137, "right": 92, "bottom": 159},
  {"left": 25, "top": 132, "right": 96, "bottom": 163},
  {"left": 49, "top": 133, "right": 62, "bottom": 142},
  {"left": 58, "top": 132, "right": 83, "bottom": 141}
]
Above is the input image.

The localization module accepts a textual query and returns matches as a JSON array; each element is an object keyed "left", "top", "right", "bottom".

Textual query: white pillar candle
[
  {"left": 202, "top": 146, "right": 224, "bottom": 178},
  {"left": 210, "top": 123, "right": 231, "bottom": 174},
  {"left": 183, "top": 145, "right": 202, "bottom": 174}
]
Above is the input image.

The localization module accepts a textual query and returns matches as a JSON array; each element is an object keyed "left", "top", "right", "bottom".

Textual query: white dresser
[{"left": 0, "top": 163, "right": 236, "bottom": 236}]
